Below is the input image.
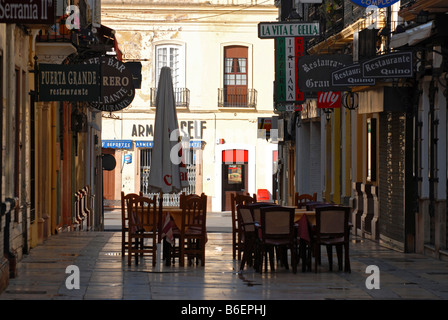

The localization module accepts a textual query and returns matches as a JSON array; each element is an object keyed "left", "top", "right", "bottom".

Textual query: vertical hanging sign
[{"left": 275, "top": 37, "right": 305, "bottom": 111}]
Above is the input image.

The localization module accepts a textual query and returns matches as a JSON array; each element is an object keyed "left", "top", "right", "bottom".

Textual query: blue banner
[
  {"left": 135, "top": 141, "right": 154, "bottom": 148},
  {"left": 350, "top": 0, "right": 399, "bottom": 8},
  {"left": 102, "top": 140, "right": 132, "bottom": 149}
]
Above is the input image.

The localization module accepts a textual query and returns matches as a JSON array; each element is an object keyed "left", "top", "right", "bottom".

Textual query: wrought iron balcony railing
[
  {"left": 150, "top": 88, "right": 190, "bottom": 108},
  {"left": 218, "top": 88, "right": 257, "bottom": 108}
]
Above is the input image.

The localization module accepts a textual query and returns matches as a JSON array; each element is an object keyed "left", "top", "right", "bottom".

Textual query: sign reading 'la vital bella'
[{"left": 258, "top": 22, "right": 320, "bottom": 39}]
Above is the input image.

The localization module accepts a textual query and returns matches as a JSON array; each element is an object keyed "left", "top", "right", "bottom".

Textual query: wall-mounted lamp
[
  {"left": 342, "top": 92, "right": 359, "bottom": 111},
  {"left": 322, "top": 108, "right": 333, "bottom": 121}
]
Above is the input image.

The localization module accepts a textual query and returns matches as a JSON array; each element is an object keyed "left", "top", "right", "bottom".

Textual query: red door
[{"left": 102, "top": 148, "right": 116, "bottom": 200}]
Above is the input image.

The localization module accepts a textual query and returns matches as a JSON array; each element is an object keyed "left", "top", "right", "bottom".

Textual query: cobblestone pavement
[{"left": 1, "top": 220, "right": 448, "bottom": 302}]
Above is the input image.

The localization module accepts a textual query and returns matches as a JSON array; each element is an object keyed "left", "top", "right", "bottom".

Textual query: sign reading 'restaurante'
[{"left": 350, "top": 0, "right": 399, "bottom": 8}]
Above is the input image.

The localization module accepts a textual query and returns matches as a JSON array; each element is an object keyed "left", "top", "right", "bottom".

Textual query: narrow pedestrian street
[{"left": 1, "top": 211, "right": 447, "bottom": 302}]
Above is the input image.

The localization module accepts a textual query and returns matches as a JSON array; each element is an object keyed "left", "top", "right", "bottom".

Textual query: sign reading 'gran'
[
  {"left": 258, "top": 22, "right": 320, "bottom": 38},
  {"left": 298, "top": 54, "right": 352, "bottom": 92},
  {"left": 0, "top": 0, "right": 55, "bottom": 24}
]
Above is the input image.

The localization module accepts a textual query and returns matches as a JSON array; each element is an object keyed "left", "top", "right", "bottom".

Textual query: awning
[
  {"left": 102, "top": 140, "right": 132, "bottom": 149},
  {"left": 390, "top": 21, "right": 434, "bottom": 48}
]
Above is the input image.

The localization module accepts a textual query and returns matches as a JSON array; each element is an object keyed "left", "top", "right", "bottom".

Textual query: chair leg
[
  {"left": 336, "top": 244, "right": 343, "bottom": 271},
  {"left": 232, "top": 232, "right": 236, "bottom": 260},
  {"left": 344, "top": 243, "right": 351, "bottom": 273}
]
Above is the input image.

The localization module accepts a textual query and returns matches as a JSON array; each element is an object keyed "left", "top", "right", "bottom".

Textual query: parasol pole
[{"left": 156, "top": 191, "right": 163, "bottom": 271}]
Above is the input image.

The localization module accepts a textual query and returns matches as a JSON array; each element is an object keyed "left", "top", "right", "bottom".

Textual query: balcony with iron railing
[
  {"left": 218, "top": 88, "right": 257, "bottom": 108},
  {"left": 150, "top": 88, "right": 190, "bottom": 108}
]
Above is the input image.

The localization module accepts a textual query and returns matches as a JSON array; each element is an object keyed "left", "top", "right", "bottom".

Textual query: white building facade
[{"left": 101, "top": 0, "right": 279, "bottom": 211}]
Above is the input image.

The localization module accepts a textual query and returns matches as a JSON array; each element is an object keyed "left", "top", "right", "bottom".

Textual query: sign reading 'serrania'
[
  {"left": 258, "top": 22, "right": 320, "bottom": 38},
  {"left": 0, "top": 0, "right": 55, "bottom": 24},
  {"left": 38, "top": 64, "right": 101, "bottom": 101}
]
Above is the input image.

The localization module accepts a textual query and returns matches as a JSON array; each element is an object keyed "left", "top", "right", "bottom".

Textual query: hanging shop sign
[
  {"left": 298, "top": 54, "right": 352, "bottom": 92},
  {"left": 258, "top": 22, "right": 320, "bottom": 39},
  {"left": 332, "top": 63, "right": 376, "bottom": 87},
  {"left": 0, "top": 0, "right": 55, "bottom": 24},
  {"left": 275, "top": 37, "right": 305, "bottom": 108},
  {"left": 38, "top": 63, "right": 101, "bottom": 101},
  {"left": 317, "top": 91, "right": 341, "bottom": 109},
  {"left": 362, "top": 51, "right": 413, "bottom": 78},
  {"left": 350, "top": 0, "right": 399, "bottom": 8},
  {"left": 84, "top": 56, "right": 135, "bottom": 112}
]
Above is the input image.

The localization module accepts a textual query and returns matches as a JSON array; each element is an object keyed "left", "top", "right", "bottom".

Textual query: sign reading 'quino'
[{"left": 350, "top": 0, "right": 399, "bottom": 8}]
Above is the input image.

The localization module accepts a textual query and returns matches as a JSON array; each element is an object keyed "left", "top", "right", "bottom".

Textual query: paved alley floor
[{"left": 1, "top": 227, "right": 448, "bottom": 302}]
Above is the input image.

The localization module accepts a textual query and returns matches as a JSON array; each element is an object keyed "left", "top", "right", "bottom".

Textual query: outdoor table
[{"left": 133, "top": 206, "right": 183, "bottom": 265}]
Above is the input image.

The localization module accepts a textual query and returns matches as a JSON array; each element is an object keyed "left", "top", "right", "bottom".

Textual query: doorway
[
  {"left": 102, "top": 148, "right": 116, "bottom": 200},
  {"left": 221, "top": 149, "right": 248, "bottom": 211}
]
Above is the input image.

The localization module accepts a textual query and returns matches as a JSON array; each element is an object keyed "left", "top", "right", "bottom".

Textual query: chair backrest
[
  {"left": 236, "top": 204, "right": 256, "bottom": 233},
  {"left": 235, "top": 193, "right": 257, "bottom": 206},
  {"left": 127, "top": 195, "right": 158, "bottom": 233},
  {"left": 260, "top": 206, "right": 295, "bottom": 240},
  {"left": 182, "top": 193, "right": 207, "bottom": 232},
  {"left": 315, "top": 205, "right": 350, "bottom": 238},
  {"left": 231, "top": 193, "right": 257, "bottom": 231},
  {"left": 121, "top": 192, "right": 142, "bottom": 227},
  {"left": 294, "top": 192, "right": 317, "bottom": 208},
  {"left": 180, "top": 192, "right": 202, "bottom": 208},
  {"left": 245, "top": 202, "right": 278, "bottom": 223}
]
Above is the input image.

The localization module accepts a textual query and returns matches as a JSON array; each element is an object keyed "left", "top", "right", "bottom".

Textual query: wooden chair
[
  {"left": 179, "top": 194, "right": 208, "bottom": 266},
  {"left": 170, "top": 193, "right": 202, "bottom": 265},
  {"left": 231, "top": 193, "right": 257, "bottom": 260},
  {"left": 257, "top": 206, "right": 297, "bottom": 274},
  {"left": 313, "top": 205, "right": 351, "bottom": 273},
  {"left": 127, "top": 195, "right": 158, "bottom": 266},
  {"left": 294, "top": 192, "right": 317, "bottom": 208},
  {"left": 121, "top": 191, "right": 142, "bottom": 259},
  {"left": 236, "top": 204, "right": 258, "bottom": 271}
]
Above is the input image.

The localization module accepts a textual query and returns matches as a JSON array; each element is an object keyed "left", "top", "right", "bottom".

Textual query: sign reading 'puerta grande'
[{"left": 84, "top": 56, "right": 135, "bottom": 112}]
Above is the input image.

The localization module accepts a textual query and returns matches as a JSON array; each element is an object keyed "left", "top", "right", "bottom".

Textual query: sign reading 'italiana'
[{"left": 258, "top": 22, "right": 320, "bottom": 39}]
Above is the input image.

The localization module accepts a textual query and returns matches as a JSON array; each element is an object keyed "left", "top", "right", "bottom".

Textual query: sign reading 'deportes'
[
  {"left": 0, "top": 0, "right": 55, "bottom": 24},
  {"left": 84, "top": 56, "right": 135, "bottom": 112},
  {"left": 258, "top": 22, "right": 320, "bottom": 39},
  {"left": 298, "top": 54, "right": 352, "bottom": 92},
  {"left": 362, "top": 51, "right": 413, "bottom": 78},
  {"left": 38, "top": 63, "right": 101, "bottom": 101}
]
